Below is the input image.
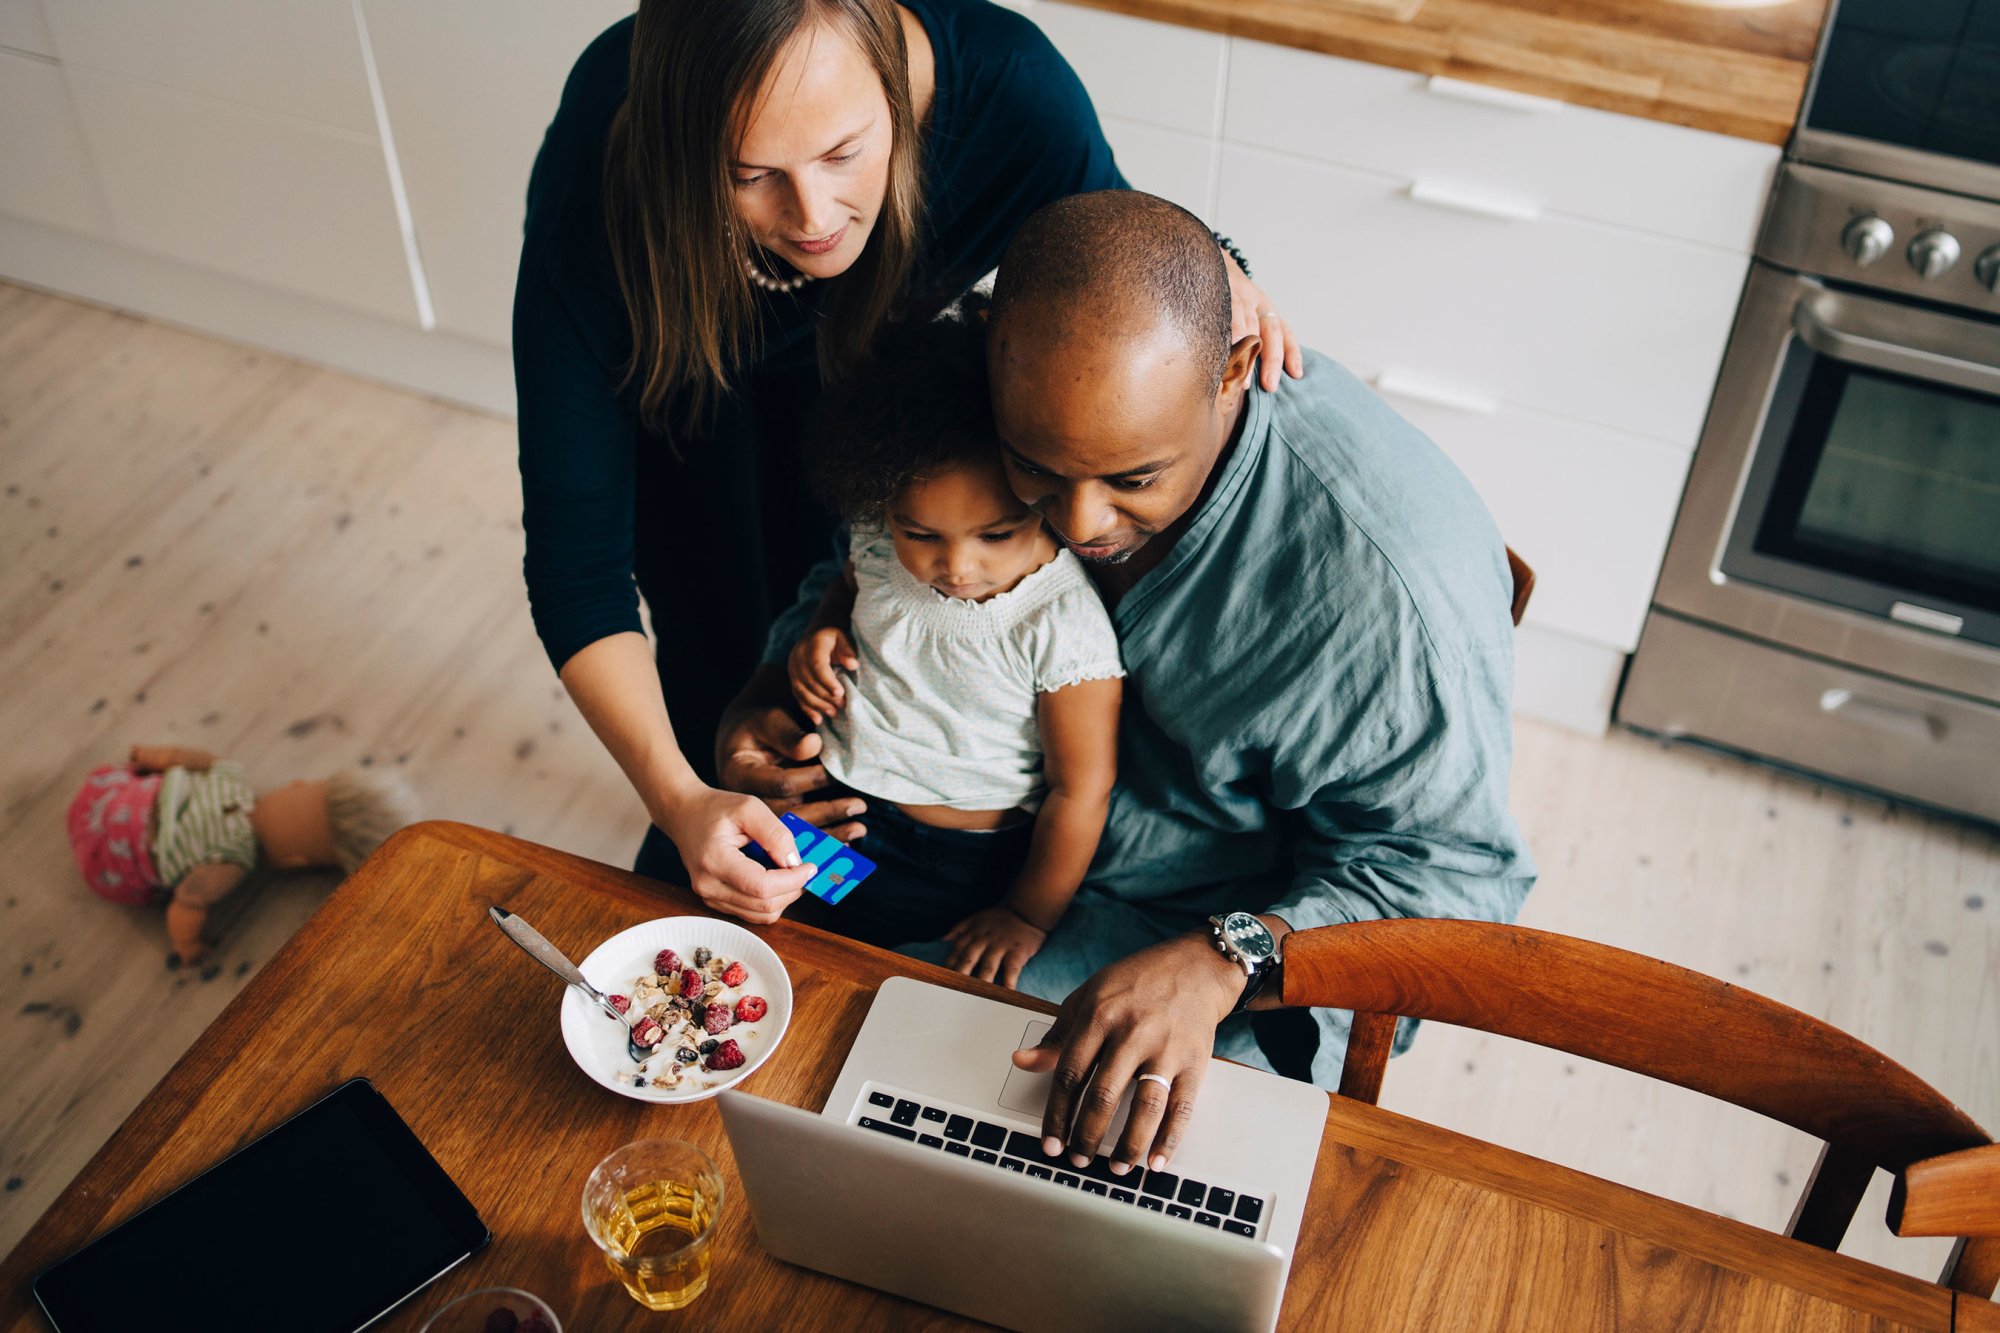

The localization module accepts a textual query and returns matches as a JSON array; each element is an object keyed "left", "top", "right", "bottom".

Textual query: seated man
[{"left": 721, "top": 189, "right": 1534, "bottom": 1175}]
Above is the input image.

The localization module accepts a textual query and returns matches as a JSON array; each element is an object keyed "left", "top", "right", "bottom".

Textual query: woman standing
[{"left": 514, "top": 0, "right": 1298, "bottom": 921}]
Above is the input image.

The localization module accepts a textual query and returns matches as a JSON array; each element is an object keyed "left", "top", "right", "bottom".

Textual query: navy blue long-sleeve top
[{"left": 514, "top": 0, "right": 1126, "bottom": 673}]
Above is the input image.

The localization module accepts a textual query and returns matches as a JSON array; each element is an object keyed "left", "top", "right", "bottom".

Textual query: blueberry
[
  {"left": 699, "top": 1038, "right": 719, "bottom": 1055},
  {"left": 676, "top": 1046, "right": 700, "bottom": 1063},
  {"left": 692, "top": 946, "right": 713, "bottom": 968}
]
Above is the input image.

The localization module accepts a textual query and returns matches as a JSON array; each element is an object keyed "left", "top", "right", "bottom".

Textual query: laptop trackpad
[
  {"left": 996, "top": 1018, "right": 1138, "bottom": 1143},
  {"left": 997, "top": 1020, "right": 1055, "bottom": 1114}
]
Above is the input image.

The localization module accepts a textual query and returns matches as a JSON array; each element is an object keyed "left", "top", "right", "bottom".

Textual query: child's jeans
[{"left": 784, "top": 801, "right": 1033, "bottom": 949}]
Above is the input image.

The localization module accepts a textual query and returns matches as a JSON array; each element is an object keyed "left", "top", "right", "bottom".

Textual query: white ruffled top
[{"left": 820, "top": 526, "right": 1125, "bottom": 811}]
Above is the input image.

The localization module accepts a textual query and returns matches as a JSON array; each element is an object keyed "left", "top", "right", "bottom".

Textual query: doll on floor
[{"left": 68, "top": 745, "right": 419, "bottom": 963}]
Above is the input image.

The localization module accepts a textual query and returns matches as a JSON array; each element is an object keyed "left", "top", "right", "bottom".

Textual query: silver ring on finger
[{"left": 1134, "top": 1072, "right": 1173, "bottom": 1092}]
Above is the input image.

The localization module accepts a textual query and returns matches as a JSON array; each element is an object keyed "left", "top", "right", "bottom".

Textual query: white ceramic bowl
[{"left": 559, "top": 916, "right": 793, "bottom": 1104}]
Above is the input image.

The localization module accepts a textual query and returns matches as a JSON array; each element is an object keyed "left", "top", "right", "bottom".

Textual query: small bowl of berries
[{"left": 559, "top": 916, "right": 793, "bottom": 1103}]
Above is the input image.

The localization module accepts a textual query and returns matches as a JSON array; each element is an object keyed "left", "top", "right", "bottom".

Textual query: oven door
[{"left": 1651, "top": 262, "right": 2000, "bottom": 703}]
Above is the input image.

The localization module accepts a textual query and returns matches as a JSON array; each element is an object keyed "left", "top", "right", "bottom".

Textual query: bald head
[
  {"left": 989, "top": 190, "right": 1230, "bottom": 393},
  {"left": 984, "top": 191, "right": 1258, "bottom": 572}
]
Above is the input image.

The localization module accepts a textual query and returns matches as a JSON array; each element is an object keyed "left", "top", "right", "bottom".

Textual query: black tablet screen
[{"left": 35, "top": 1079, "right": 489, "bottom": 1333}]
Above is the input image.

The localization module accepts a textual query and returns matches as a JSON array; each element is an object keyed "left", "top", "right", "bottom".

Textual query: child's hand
[
  {"left": 788, "top": 627, "right": 859, "bottom": 726},
  {"left": 944, "top": 906, "right": 1048, "bottom": 990}
]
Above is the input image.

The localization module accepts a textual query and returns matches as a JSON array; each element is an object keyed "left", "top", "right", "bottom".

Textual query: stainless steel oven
[{"left": 1619, "top": 0, "right": 2000, "bottom": 824}]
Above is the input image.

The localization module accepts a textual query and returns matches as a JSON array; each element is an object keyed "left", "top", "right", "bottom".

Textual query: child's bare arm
[
  {"left": 946, "top": 677, "right": 1121, "bottom": 988},
  {"left": 788, "top": 561, "right": 860, "bottom": 725},
  {"left": 1010, "top": 677, "right": 1121, "bottom": 925}
]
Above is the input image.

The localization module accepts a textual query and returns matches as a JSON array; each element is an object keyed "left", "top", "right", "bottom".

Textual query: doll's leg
[{"left": 166, "top": 861, "right": 248, "bottom": 961}]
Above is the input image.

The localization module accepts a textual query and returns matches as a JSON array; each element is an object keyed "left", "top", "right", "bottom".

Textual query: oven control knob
[
  {"left": 1976, "top": 245, "right": 2000, "bottom": 294},
  {"left": 1907, "top": 229, "right": 1961, "bottom": 279},
  {"left": 1841, "top": 215, "right": 1894, "bottom": 266}
]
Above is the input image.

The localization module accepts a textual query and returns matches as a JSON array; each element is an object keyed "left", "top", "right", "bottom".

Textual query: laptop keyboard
[{"left": 855, "top": 1086, "right": 1267, "bottom": 1239}]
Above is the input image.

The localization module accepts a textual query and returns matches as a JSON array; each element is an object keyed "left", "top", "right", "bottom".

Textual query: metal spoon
[{"left": 488, "top": 905, "right": 658, "bottom": 1063}]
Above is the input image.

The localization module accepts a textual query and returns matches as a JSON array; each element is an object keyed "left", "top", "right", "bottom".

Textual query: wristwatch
[{"left": 1208, "top": 912, "right": 1280, "bottom": 1018}]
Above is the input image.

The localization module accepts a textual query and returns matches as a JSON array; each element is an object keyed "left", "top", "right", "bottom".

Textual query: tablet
[{"left": 35, "top": 1078, "right": 490, "bottom": 1333}]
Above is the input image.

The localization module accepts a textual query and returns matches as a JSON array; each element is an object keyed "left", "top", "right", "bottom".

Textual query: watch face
[{"left": 1221, "top": 912, "right": 1275, "bottom": 962}]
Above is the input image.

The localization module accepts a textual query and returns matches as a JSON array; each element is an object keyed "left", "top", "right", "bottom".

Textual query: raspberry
[
  {"left": 630, "top": 1017, "right": 665, "bottom": 1048},
  {"left": 703, "top": 1002, "right": 734, "bottom": 1035},
  {"left": 654, "top": 948, "right": 682, "bottom": 975},
  {"left": 703, "top": 1038, "right": 745, "bottom": 1071},
  {"left": 734, "top": 995, "right": 767, "bottom": 1024},
  {"left": 721, "top": 960, "right": 748, "bottom": 987},
  {"left": 678, "top": 968, "right": 704, "bottom": 1000},
  {"left": 606, "top": 993, "right": 631, "bottom": 1015},
  {"left": 518, "top": 1319, "right": 555, "bottom": 1333}
]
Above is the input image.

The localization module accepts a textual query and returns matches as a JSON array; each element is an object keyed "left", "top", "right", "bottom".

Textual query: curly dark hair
[{"left": 807, "top": 302, "right": 999, "bottom": 523}]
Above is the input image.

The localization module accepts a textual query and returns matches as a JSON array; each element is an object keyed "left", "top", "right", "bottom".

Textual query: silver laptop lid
[
  {"left": 823, "top": 977, "right": 1328, "bottom": 1265},
  {"left": 718, "top": 1089, "right": 1287, "bottom": 1333}
]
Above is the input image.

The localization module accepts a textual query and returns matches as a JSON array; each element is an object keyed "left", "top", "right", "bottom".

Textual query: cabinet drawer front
[
  {"left": 66, "top": 67, "right": 420, "bottom": 324},
  {"left": 1382, "top": 390, "right": 1692, "bottom": 652},
  {"left": 1224, "top": 39, "right": 1778, "bottom": 252},
  {"left": 1101, "top": 115, "right": 1215, "bottom": 223},
  {"left": 1034, "top": 1, "right": 1225, "bottom": 137},
  {"left": 1220, "top": 146, "right": 1748, "bottom": 447}
]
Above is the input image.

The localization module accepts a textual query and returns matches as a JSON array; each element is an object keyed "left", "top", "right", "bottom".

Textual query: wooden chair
[
  {"left": 1891, "top": 1144, "right": 2000, "bottom": 1297},
  {"left": 1279, "top": 919, "right": 1998, "bottom": 1296},
  {"left": 1505, "top": 546, "right": 1535, "bottom": 627}
]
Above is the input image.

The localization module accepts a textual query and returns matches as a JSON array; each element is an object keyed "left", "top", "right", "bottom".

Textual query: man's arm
[
  {"left": 1018, "top": 643, "right": 1533, "bottom": 1174},
  {"left": 1265, "top": 645, "right": 1535, "bottom": 939}
]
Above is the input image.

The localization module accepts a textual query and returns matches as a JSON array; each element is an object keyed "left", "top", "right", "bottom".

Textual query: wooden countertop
[
  {"left": 1056, "top": 0, "right": 1829, "bottom": 144},
  {"left": 1, "top": 822, "right": 1975, "bottom": 1331}
]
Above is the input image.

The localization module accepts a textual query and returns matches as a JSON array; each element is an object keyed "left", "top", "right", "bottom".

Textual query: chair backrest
[
  {"left": 1891, "top": 1145, "right": 2000, "bottom": 1298},
  {"left": 1280, "top": 919, "right": 1995, "bottom": 1295},
  {"left": 1505, "top": 546, "right": 1534, "bottom": 626}
]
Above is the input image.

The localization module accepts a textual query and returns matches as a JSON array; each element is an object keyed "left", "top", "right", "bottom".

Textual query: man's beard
[{"left": 1071, "top": 544, "right": 1136, "bottom": 566}]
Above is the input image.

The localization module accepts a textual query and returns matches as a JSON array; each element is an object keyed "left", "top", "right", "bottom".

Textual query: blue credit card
[{"left": 748, "top": 812, "right": 875, "bottom": 905}]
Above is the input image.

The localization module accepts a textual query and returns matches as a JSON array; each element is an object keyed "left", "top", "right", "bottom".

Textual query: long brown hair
[{"left": 604, "top": 0, "right": 924, "bottom": 439}]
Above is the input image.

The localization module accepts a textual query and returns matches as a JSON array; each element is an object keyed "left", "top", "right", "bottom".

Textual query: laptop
[{"left": 717, "top": 976, "right": 1329, "bottom": 1332}]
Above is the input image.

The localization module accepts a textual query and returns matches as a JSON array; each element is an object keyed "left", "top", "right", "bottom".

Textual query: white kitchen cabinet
[
  {"left": 1217, "top": 145, "right": 1747, "bottom": 449},
  {"left": 1099, "top": 114, "right": 1214, "bottom": 223},
  {"left": 64, "top": 66, "right": 418, "bottom": 323},
  {"left": 1381, "top": 390, "right": 1693, "bottom": 650},
  {"left": 1034, "top": 2, "right": 1224, "bottom": 138},
  {"left": 36, "top": 0, "right": 377, "bottom": 134},
  {"left": 359, "top": 1, "right": 635, "bottom": 346},
  {"left": 0, "top": 0, "right": 56, "bottom": 59},
  {"left": 1224, "top": 39, "right": 1779, "bottom": 253},
  {"left": 1512, "top": 623, "right": 1626, "bottom": 736},
  {"left": 0, "top": 49, "right": 107, "bottom": 236}
]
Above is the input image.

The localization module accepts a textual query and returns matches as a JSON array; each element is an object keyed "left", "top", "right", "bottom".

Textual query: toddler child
[{"left": 786, "top": 311, "right": 1123, "bottom": 989}]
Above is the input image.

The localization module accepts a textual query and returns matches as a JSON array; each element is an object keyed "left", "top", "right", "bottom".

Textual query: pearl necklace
[{"left": 743, "top": 248, "right": 814, "bottom": 294}]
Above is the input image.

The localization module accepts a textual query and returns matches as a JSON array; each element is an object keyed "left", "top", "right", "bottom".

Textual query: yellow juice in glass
[
  {"left": 597, "top": 1179, "right": 716, "bottom": 1310},
  {"left": 583, "top": 1140, "right": 724, "bottom": 1312}
]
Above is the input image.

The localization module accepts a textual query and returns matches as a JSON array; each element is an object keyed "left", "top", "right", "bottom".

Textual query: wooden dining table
[{"left": 1, "top": 821, "right": 1984, "bottom": 1331}]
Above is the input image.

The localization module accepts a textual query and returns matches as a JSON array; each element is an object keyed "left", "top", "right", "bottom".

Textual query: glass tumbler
[{"left": 581, "top": 1139, "right": 725, "bottom": 1311}]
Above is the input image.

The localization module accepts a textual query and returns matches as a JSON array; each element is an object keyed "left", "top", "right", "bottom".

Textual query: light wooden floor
[{"left": 2, "top": 283, "right": 1995, "bottom": 1284}]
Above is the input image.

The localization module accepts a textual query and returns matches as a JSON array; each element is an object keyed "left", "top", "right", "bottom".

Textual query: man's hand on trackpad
[{"left": 1010, "top": 934, "right": 1246, "bottom": 1176}]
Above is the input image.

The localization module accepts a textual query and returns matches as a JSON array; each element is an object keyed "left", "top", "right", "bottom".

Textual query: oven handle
[{"left": 1793, "top": 291, "right": 2000, "bottom": 398}]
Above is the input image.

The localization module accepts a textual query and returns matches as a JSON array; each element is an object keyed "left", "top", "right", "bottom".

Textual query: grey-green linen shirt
[{"left": 764, "top": 351, "right": 1536, "bottom": 1088}]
